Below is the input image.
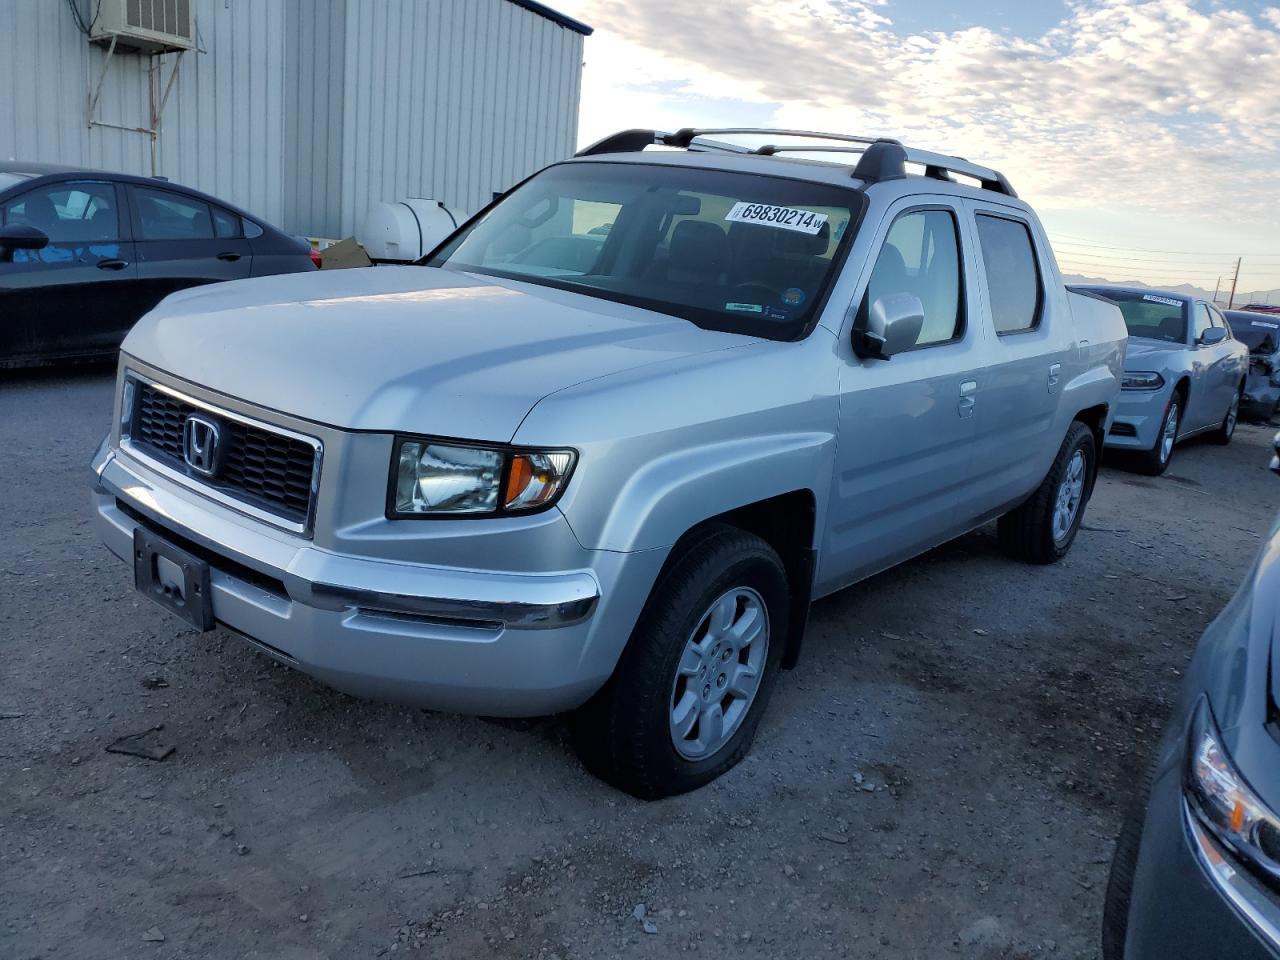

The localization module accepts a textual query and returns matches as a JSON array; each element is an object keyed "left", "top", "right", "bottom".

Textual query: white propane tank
[{"left": 358, "top": 199, "right": 462, "bottom": 262}]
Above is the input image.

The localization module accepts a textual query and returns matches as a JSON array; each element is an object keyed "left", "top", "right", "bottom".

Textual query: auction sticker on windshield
[
  {"left": 1142, "top": 294, "right": 1182, "bottom": 307},
  {"left": 725, "top": 202, "right": 828, "bottom": 235}
]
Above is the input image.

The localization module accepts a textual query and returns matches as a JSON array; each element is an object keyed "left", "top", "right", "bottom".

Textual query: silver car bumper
[
  {"left": 92, "top": 441, "right": 661, "bottom": 716},
  {"left": 1105, "top": 384, "right": 1172, "bottom": 451}
]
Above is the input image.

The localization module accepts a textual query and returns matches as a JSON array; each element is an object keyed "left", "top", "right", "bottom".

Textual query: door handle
[
  {"left": 96, "top": 258, "right": 128, "bottom": 271},
  {"left": 216, "top": 251, "right": 242, "bottom": 262},
  {"left": 1048, "top": 362, "right": 1062, "bottom": 391},
  {"left": 958, "top": 379, "right": 977, "bottom": 419}
]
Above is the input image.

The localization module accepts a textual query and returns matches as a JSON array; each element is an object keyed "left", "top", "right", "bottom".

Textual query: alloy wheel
[
  {"left": 1052, "top": 449, "right": 1086, "bottom": 545},
  {"left": 1160, "top": 402, "right": 1179, "bottom": 464},
  {"left": 669, "top": 587, "right": 769, "bottom": 761}
]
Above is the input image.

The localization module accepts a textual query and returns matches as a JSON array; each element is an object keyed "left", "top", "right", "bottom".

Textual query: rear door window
[
  {"left": 975, "top": 214, "right": 1042, "bottom": 334},
  {"left": 131, "top": 186, "right": 215, "bottom": 240},
  {"left": 212, "top": 207, "right": 242, "bottom": 238}
]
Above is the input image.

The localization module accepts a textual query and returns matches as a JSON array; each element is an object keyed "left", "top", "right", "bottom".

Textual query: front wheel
[
  {"left": 572, "top": 525, "right": 788, "bottom": 799},
  {"left": 998, "top": 421, "right": 1096, "bottom": 564},
  {"left": 1135, "top": 394, "right": 1181, "bottom": 475}
]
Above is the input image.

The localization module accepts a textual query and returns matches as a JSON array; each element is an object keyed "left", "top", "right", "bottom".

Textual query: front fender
[
  {"left": 515, "top": 332, "right": 842, "bottom": 556},
  {"left": 576, "top": 431, "right": 835, "bottom": 553}
]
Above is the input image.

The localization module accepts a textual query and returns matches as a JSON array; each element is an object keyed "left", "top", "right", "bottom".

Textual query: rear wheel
[
  {"left": 1210, "top": 385, "right": 1241, "bottom": 444},
  {"left": 572, "top": 525, "right": 789, "bottom": 799},
  {"left": 1136, "top": 394, "right": 1180, "bottom": 475},
  {"left": 998, "top": 421, "right": 1095, "bottom": 564}
]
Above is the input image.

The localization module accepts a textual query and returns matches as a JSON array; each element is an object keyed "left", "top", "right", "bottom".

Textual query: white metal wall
[
  {"left": 0, "top": 0, "right": 289, "bottom": 226},
  {"left": 0, "top": 0, "right": 584, "bottom": 238},
  {"left": 334, "top": 0, "right": 584, "bottom": 236}
]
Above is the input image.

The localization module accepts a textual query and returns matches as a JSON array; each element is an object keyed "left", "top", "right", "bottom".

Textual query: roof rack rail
[{"left": 574, "top": 127, "right": 1017, "bottom": 197}]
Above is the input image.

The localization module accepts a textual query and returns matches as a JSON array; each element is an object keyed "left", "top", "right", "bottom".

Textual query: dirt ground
[{"left": 2, "top": 366, "right": 1278, "bottom": 960}]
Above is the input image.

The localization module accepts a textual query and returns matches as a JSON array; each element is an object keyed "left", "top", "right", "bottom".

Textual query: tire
[
  {"left": 572, "top": 524, "right": 789, "bottom": 800},
  {"left": 1135, "top": 392, "right": 1181, "bottom": 476},
  {"left": 1210, "top": 384, "right": 1242, "bottom": 445},
  {"left": 1101, "top": 766, "right": 1156, "bottom": 960},
  {"left": 998, "top": 421, "right": 1095, "bottom": 564}
]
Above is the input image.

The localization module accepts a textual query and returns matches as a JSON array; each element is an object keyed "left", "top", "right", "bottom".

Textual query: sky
[{"left": 550, "top": 0, "right": 1280, "bottom": 301}]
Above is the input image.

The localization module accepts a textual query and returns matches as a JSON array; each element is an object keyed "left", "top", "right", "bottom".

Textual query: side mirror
[
  {"left": 853, "top": 293, "right": 925, "bottom": 360},
  {"left": 0, "top": 222, "right": 49, "bottom": 252},
  {"left": 1199, "top": 326, "right": 1227, "bottom": 346}
]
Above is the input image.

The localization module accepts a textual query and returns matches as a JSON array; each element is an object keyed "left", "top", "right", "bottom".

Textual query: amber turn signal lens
[
  {"left": 505, "top": 455, "right": 535, "bottom": 505},
  {"left": 503, "top": 451, "right": 573, "bottom": 510}
]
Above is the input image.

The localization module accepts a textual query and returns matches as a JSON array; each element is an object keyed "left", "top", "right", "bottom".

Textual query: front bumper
[
  {"left": 1104, "top": 383, "right": 1172, "bottom": 451},
  {"left": 1126, "top": 763, "right": 1280, "bottom": 959},
  {"left": 92, "top": 441, "right": 662, "bottom": 716}
]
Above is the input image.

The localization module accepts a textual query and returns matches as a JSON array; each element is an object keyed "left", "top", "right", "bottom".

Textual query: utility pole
[
  {"left": 1228, "top": 257, "right": 1242, "bottom": 308},
  {"left": 1213, "top": 276, "right": 1221, "bottom": 304}
]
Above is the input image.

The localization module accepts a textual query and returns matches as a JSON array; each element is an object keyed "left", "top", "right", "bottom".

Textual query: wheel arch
[
  {"left": 1071, "top": 403, "right": 1109, "bottom": 492},
  {"left": 663, "top": 489, "right": 818, "bottom": 671}
]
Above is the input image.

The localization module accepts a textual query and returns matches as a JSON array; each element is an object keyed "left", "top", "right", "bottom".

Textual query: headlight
[
  {"left": 1184, "top": 697, "right": 1280, "bottom": 879},
  {"left": 390, "top": 438, "right": 575, "bottom": 517},
  {"left": 1122, "top": 371, "right": 1165, "bottom": 390}
]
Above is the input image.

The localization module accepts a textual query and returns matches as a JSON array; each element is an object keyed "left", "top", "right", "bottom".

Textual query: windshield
[
  {"left": 431, "top": 161, "right": 864, "bottom": 339},
  {"left": 1088, "top": 289, "right": 1187, "bottom": 343}
]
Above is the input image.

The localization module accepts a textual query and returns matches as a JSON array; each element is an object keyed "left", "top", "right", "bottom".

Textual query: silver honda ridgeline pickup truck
[{"left": 92, "top": 129, "right": 1126, "bottom": 798}]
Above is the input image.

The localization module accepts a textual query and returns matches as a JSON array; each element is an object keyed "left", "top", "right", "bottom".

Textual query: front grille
[{"left": 127, "top": 381, "right": 318, "bottom": 527}]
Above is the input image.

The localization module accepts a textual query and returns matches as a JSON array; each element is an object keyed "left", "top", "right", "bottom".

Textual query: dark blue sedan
[
  {"left": 0, "top": 162, "right": 315, "bottom": 367},
  {"left": 1105, "top": 430, "right": 1280, "bottom": 958}
]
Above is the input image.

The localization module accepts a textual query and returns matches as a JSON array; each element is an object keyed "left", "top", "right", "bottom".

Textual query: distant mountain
[{"left": 1062, "top": 273, "right": 1280, "bottom": 309}]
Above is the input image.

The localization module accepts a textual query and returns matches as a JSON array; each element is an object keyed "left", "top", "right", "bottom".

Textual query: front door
[
  {"left": 1186, "top": 301, "right": 1226, "bottom": 431},
  {"left": 0, "top": 179, "right": 139, "bottom": 363},
  {"left": 1207, "top": 303, "right": 1245, "bottom": 421},
  {"left": 126, "top": 184, "right": 252, "bottom": 312},
  {"left": 820, "top": 200, "right": 985, "bottom": 593}
]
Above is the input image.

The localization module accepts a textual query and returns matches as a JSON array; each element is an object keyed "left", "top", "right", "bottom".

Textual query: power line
[
  {"left": 1053, "top": 245, "right": 1280, "bottom": 266},
  {"left": 1051, "top": 248, "right": 1238, "bottom": 267},
  {"left": 1048, "top": 232, "right": 1280, "bottom": 259},
  {"left": 1056, "top": 262, "right": 1236, "bottom": 279}
]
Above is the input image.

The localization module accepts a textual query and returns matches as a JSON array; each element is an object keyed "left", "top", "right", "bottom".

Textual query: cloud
[{"left": 561, "top": 0, "right": 1280, "bottom": 225}]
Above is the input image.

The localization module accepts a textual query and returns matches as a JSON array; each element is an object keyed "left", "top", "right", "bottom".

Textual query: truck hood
[{"left": 123, "top": 266, "right": 754, "bottom": 439}]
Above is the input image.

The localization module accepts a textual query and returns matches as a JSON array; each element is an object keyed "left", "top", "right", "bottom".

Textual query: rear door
[
  {"left": 963, "top": 203, "right": 1072, "bottom": 516},
  {"left": 0, "top": 179, "right": 140, "bottom": 363},
  {"left": 126, "top": 184, "right": 252, "bottom": 311}
]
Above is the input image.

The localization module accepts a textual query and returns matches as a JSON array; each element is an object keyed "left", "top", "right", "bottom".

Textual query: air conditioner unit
[{"left": 90, "top": 0, "right": 195, "bottom": 53}]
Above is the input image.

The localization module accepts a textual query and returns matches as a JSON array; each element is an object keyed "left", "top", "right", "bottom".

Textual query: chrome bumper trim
[{"left": 308, "top": 580, "right": 599, "bottom": 629}]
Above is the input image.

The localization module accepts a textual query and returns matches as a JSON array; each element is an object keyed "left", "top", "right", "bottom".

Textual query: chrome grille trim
[{"left": 119, "top": 370, "right": 323, "bottom": 537}]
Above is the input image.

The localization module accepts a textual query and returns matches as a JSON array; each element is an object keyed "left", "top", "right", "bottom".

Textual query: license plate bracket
[{"left": 133, "top": 527, "right": 214, "bottom": 631}]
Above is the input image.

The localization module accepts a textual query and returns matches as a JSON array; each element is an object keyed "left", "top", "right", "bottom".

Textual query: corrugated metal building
[{"left": 0, "top": 0, "right": 590, "bottom": 238}]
